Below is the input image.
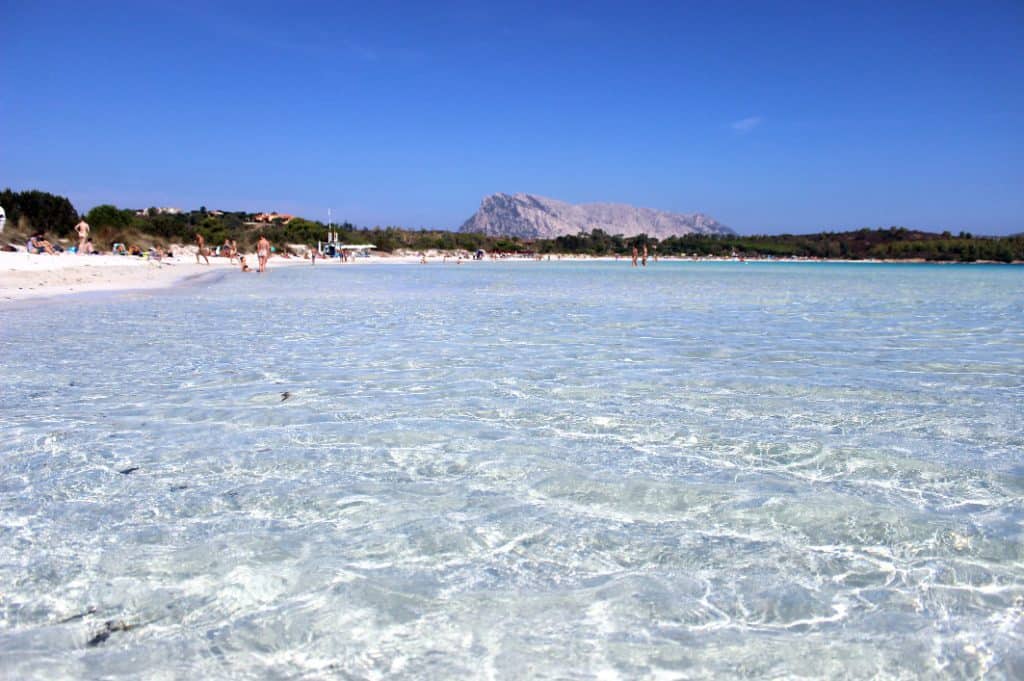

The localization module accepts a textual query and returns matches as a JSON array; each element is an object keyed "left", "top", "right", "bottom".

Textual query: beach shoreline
[
  {"left": 3, "top": 250, "right": 1019, "bottom": 304},
  {"left": 0, "top": 251, "right": 421, "bottom": 303},
  {"left": 0, "top": 252, "right": 233, "bottom": 303}
]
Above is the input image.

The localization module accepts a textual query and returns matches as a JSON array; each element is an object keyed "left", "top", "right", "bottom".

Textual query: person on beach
[
  {"left": 631, "top": 246, "right": 638, "bottom": 267},
  {"left": 239, "top": 255, "right": 251, "bottom": 272},
  {"left": 27, "top": 233, "right": 56, "bottom": 254},
  {"left": 74, "top": 219, "right": 90, "bottom": 253},
  {"left": 194, "top": 233, "right": 209, "bottom": 264},
  {"left": 257, "top": 235, "right": 271, "bottom": 273},
  {"left": 642, "top": 244, "right": 648, "bottom": 267}
]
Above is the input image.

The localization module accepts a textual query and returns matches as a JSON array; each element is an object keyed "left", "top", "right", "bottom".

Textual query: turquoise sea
[{"left": 1, "top": 262, "right": 1022, "bottom": 679}]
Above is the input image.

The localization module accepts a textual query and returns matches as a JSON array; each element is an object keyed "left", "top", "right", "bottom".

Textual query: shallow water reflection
[{"left": 1, "top": 262, "right": 1023, "bottom": 678}]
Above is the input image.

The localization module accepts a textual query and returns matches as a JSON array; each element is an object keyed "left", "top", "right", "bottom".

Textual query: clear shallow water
[{"left": 1, "top": 262, "right": 1023, "bottom": 679}]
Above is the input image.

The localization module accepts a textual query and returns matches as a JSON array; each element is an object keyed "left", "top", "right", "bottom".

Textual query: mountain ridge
[{"left": 459, "top": 192, "right": 734, "bottom": 239}]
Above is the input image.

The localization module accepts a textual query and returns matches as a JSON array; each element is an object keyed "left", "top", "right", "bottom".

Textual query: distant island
[
  {"left": 460, "top": 193, "right": 734, "bottom": 239},
  {"left": 2, "top": 188, "right": 1021, "bottom": 262}
]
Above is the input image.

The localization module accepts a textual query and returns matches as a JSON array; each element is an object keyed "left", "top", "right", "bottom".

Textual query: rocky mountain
[{"left": 459, "top": 193, "right": 734, "bottom": 239}]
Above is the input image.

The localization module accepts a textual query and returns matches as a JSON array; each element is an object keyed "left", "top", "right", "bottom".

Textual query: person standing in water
[
  {"left": 194, "top": 233, "right": 210, "bottom": 264},
  {"left": 74, "top": 219, "right": 90, "bottom": 254},
  {"left": 257, "top": 235, "right": 271, "bottom": 273},
  {"left": 631, "top": 246, "right": 639, "bottom": 267},
  {"left": 642, "top": 244, "right": 648, "bottom": 267}
]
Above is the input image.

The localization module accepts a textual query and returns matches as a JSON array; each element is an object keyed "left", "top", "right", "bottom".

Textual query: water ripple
[{"left": 1, "top": 262, "right": 1022, "bottom": 679}]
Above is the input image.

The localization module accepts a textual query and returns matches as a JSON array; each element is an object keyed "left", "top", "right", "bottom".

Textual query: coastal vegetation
[
  {"left": 2, "top": 189, "right": 1022, "bottom": 262},
  {"left": 541, "top": 228, "right": 1024, "bottom": 263}
]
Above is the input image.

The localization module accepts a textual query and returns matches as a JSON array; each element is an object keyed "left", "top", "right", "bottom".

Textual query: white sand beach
[
  {"left": 0, "top": 252, "right": 323, "bottom": 302},
  {"left": 0, "top": 250, "right": 454, "bottom": 302},
  {"left": 0, "top": 252, "right": 210, "bottom": 301}
]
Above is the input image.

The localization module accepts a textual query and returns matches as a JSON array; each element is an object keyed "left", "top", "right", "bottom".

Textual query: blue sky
[{"left": 3, "top": 1, "right": 1022, "bottom": 234}]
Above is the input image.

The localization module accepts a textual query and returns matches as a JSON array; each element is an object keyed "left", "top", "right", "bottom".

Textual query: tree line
[
  {"left": 539, "top": 227, "right": 1024, "bottom": 262},
  {"left": 2, "top": 189, "right": 1021, "bottom": 262}
]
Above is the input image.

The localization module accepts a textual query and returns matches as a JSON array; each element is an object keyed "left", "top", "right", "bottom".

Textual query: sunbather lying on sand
[{"left": 27, "top": 234, "right": 56, "bottom": 255}]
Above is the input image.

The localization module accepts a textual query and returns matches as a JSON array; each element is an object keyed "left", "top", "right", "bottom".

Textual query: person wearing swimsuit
[
  {"left": 257, "top": 235, "right": 271, "bottom": 273},
  {"left": 74, "top": 220, "right": 90, "bottom": 254},
  {"left": 195, "top": 233, "right": 210, "bottom": 264}
]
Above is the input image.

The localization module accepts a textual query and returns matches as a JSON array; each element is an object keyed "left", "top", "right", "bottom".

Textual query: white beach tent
[{"left": 0, "top": 205, "right": 6, "bottom": 234}]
